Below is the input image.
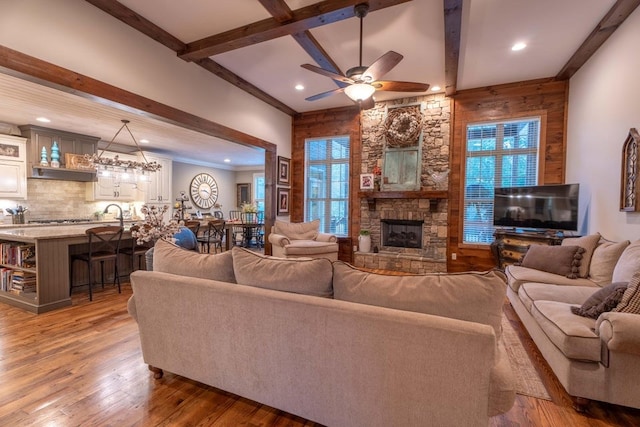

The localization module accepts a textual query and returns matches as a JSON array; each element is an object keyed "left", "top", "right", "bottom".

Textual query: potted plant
[{"left": 358, "top": 229, "right": 371, "bottom": 253}]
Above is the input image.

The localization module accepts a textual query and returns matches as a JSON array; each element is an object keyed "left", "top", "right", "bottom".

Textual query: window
[
  {"left": 463, "top": 118, "right": 540, "bottom": 244},
  {"left": 253, "top": 173, "right": 265, "bottom": 212},
  {"left": 305, "top": 136, "right": 350, "bottom": 236}
]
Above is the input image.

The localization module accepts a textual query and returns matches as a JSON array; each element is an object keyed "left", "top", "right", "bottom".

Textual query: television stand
[{"left": 491, "top": 229, "right": 565, "bottom": 269}]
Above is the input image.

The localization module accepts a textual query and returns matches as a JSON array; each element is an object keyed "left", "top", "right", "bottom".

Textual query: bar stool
[
  {"left": 120, "top": 225, "right": 153, "bottom": 272},
  {"left": 70, "top": 226, "right": 123, "bottom": 301}
]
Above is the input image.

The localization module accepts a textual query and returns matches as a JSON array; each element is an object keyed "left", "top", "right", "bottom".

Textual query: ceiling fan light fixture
[{"left": 344, "top": 83, "right": 376, "bottom": 102}]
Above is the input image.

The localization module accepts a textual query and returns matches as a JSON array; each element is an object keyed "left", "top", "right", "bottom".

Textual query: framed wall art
[
  {"left": 621, "top": 128, "right": 640, "bottom": 211},
  {"left": 277, "top": 187, "right": 290, "bottom": 215},
  {"left": 278, "top": 156, "right": 291, "bottom": 186},
  {"left": 360, "top": 173, "right": 374, "bottom": 190},
  {"left": 237, "top": 183, "right": 251, "bottom": 207}
]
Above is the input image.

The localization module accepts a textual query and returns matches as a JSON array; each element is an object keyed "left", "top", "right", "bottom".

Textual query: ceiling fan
[{"left": 301, "top": 3, "right": 430, "bottom": 109}]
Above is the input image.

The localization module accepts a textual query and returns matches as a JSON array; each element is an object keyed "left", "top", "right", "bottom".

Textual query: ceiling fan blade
[
  {"left": 362, "top": 51, "right": 403, "bottom": 82},
  {"left": 373, "top": 80, "right": 430, "bottom": 92},
  {"left": 301, "top": 64, "right": 355, "bottom": 84},
  {"left": 305, "top": 87, "right": 346, "bottom": 102}
]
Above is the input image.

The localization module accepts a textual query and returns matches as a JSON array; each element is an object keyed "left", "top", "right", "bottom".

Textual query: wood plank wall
[
  {"left": 292, "top": 106, "right": 361, "bottom": 262},
  {"left": 291, "top": 79, "right": 568, "bottom": 270},
  {"left": 448, "top": 78, "right": 569, "bottom": 272}
]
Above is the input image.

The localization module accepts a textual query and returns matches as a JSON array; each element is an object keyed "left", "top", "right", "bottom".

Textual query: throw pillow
[
  {"left": 273, "top": 219, "right": 319, "bottom": 241},
  {"left": 561, "top": 233, "right": 601, "bottom": 278},
  {"left": 589, "top": 239, "right": 630, "bottom": 285},
  {"left": 231, "top": 247, "right": 333, "bottom": 298},
  {"left": 614, "top": 270, "right": 640, "bottom": 314},
  {"left": 612, "top": 240, "right": 640, "bottom": 283},
  {"left": 519, "top": 245, "right": 584, "bottom": 279},
  {"left": 332, "top": 262, "right": 507, "bottom": 339},
  {"left": 571, "top": 282, "right": 628, "bottom": 319},
  {"left": 173, "top": 226, "right": 197, "bottom": 251},
  {"left": 152, "top": 239, "right": 236, "bottom": 283}
]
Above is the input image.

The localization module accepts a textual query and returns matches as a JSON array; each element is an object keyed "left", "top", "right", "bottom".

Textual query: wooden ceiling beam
[
  {"left": 85, "top": 0, "right": 296, "bottom": 116},
  {"left": 178, "top": 0, "right": 412, "bottom": 61},
  {"left": 556, "top": 0, "right": 640, "bottom": 80},
  {"left": 443, "top": 0, "right": 462, "bottom": 97},
  {"left": 259, "top": 0, "right": 345, "bottom": 82}
]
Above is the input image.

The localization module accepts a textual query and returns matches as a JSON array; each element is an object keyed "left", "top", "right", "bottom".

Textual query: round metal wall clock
[{"left": 190, "top": 173, "right": 219, "bottom": 209}]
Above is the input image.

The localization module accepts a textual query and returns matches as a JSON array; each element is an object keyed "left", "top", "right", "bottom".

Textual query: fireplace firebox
[{"left": 381, "top": 219, "right": 423, "bottom": 248}]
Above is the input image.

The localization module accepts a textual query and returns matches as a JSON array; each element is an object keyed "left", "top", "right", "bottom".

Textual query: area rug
[{"left": 501, "top": 316, "right": 552, "bottom": 400}]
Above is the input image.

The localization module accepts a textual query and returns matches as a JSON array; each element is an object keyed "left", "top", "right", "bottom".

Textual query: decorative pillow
[
  {"left": 152, "top": 239, "right": 236, "bottom": 283},
  {"left": 231, "top": 247, "right": 333, "bottom": 298},
  {"left": 612, "top": 240, "right": 640, "bottom": 283},
  {"left": 571, "top": 282, "right": 628, "bottom": 319},
  {"left": 273, "top": 219, "right": 319, "bottom": 241},
  {"left": 519, "top": 245, "right": 584, "bottom": 279},
  {"left": 589, "top": 239, "right": 630, "bottom": 285},
  {"left": 173, "top": 226, "right": 197, "bottom": 251},
  {"left": 332, "top": 262, "right": 507, "bottom": 339},
  {"left": 561, "top": 233, "right": 601, "bottom": 278},
  {"left": 614, "top": 270, "right": 640, "bottom": 314}
]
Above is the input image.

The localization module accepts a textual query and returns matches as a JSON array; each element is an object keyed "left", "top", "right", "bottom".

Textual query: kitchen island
[{"left": 0, "top": 223, "right": 135, "bottom": 313}]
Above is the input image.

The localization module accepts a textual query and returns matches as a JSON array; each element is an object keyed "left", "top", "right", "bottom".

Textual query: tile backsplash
[{"left": 0, "top": 179, "right": 144, "bottom": 223}]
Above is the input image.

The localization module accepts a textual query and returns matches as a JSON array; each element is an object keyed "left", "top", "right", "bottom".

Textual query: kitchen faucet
[{"left": 103, "top": 204, "right": 124, "bottom": 228}]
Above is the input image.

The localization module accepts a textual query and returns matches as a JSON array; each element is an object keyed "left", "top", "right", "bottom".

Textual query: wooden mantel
[{"left": 358, "top": 190, "right": 448, "bottom": 211}]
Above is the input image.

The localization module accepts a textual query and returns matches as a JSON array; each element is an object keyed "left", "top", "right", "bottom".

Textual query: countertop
[{"left": 0, "top": 222, "right": 135, "bottom": 242}]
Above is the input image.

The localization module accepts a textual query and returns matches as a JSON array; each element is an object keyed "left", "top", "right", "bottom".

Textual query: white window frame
[
  {"left": 462, "top": 117, "right": 541, "bottom": 245},
  {"left": 304, "top": 136, "right": 350, "bottom": 236}
]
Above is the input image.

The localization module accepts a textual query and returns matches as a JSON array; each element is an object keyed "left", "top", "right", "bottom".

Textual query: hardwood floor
[{"left": 1, "top": 285, "right": 639, "bottom": 426}]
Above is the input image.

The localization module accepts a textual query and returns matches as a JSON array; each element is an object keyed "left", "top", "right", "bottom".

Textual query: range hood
[{"left": 29, "top": 166, "right": 96, "bottom": 182}]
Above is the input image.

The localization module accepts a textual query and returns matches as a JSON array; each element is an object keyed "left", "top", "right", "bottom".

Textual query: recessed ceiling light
[
  {"left": 295, "top": 84, "right": 304, "bottom": 91},
  {"left": 36, "top": 117, "right": 50, "bottom": 123},
  {"left": 511, "top": 42, "right": 527, "bottom": 51},
  {"left": 139, "top": 139, "right": 149, "bottom": 144},
  {"left": 224, "top": 158, "right": 231, "bottom": 163},
  {"left": 430, "top": 86, "right": 441, "bottom": 92}
]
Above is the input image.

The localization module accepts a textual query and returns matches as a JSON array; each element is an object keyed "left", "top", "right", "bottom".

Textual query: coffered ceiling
[{"left": 1, "top": 0, "right": 637, "bottom": 168}]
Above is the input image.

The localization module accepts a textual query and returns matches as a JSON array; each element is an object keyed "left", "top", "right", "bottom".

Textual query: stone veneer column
[{"left": 356, "top": 94, "right": 450, "bottom": 273}]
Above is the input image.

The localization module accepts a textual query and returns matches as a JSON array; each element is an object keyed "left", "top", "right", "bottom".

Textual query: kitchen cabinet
[
  {"left": 140, "top": 153, "right": 172, "bottom": 204},
  {"left": 0, "top": 135, "right": 27, "bottom": 200},
  {"left": 19, "top": 125, "right": 98, "bottom": 181},
  {"left": 86, "top": 151, "right": 139, "bottom": 201}
]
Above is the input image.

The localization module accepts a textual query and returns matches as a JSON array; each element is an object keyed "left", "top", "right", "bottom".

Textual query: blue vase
[{"left": 51, "top": 141, "right": 60, "bottom": 168}]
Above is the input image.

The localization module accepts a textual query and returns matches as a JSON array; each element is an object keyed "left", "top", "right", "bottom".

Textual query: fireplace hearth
[{"left": 382, "top": 219, "right": 423, "bottom": 248}]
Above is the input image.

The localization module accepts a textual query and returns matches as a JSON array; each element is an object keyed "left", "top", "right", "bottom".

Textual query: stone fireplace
[{"left": 353, "top": 94, "right": 450, "bottom": 274}]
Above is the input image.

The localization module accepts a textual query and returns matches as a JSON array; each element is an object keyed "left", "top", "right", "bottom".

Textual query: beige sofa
[
  {"left": 128, "top": 240, "right": 515, "bottom": 426},
  {"left": 268, "top": 219, "right": 339, "bottom": 260},
  {"left": 505, "top": 234, "right": 640, "bottom": 410}
]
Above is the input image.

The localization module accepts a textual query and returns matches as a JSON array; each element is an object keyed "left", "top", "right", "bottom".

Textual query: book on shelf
[{"left": 0, "top": 242, "right": 36, "bottom": 268}]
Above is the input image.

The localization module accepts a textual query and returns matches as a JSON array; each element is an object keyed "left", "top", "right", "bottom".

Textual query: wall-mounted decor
[
  {"left": 190, "top": 172, "right": 219, "bottom": 209},
  {"left": 360, "top": 173, "right": 374, "bottom": 190},
  {"left": 381, "top": 103, "right": 424, "bottom": 191},
  {"left": 237, "top": 183, "right": 251, "bottom": 208},
  {"left": 621, "top": 128, "right": 640, "bottom": 212},
  {"left": 277, "top": 187, "right": 290, "bottom": 215},
  {"left": 278, "top": 156, "right": 291, "bottom": 186}
]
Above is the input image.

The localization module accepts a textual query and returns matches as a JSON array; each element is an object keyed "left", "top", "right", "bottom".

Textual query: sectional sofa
[
  {"left": 506, "top": 234, "right": 640, "bottom": 410},
  {"left": 127, "top": 239, "right": 515, "bottom": 426}
]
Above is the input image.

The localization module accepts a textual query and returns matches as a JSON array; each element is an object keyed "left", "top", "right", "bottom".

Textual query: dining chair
[
  {"left": 184, "top": 220, "right": 201, "bottom": 237},
  {"left": 256, "top": 211, "right": 265, "bottom": 248},
  {"left": 228, "top": 210, "right": 244, "bottom": 246},
  {"left": 120, "top": 225, "right": 153, "bottom": 272},
  {"left": 196, "top": 219, "right": 226, "bottom": 253},
  {"left": 241, "top": 211, "right": 260, "bottom": 247},
  {"left": 70, "top": 226, "right": 123, "bottom": 301}
]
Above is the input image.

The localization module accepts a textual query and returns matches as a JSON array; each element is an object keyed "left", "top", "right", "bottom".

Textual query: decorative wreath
[{"left": 384, "top": 107, "right": 422, "bottom": 147}]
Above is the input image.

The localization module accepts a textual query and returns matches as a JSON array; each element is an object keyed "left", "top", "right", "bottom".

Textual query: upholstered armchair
[{"left": 268, "top": 219, "right": 339, "bottom": 261}]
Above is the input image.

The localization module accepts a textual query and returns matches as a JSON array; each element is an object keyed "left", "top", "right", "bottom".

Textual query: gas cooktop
[{"left": 28, "top": 218, "right": 93, "bottom": 224}]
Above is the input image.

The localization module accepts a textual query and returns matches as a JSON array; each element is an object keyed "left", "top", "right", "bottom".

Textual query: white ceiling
[{"left": 0, "top": 0, "right": 618, "bottom": 168}]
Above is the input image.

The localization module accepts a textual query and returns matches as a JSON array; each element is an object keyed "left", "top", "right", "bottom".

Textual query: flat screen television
[{"left": 493, "top": 184, "right": 579, "bottom": 231}]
